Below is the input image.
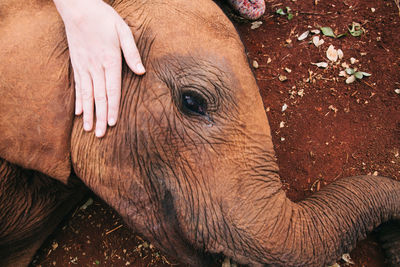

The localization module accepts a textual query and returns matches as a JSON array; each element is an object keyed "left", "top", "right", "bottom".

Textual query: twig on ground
[{"left": 395, "top": 0, "right": 400, "bottom": 17}]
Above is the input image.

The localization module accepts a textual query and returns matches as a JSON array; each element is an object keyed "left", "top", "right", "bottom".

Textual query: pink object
[{"left": 226, "top": 0, "right": 266, "bottom": 20}]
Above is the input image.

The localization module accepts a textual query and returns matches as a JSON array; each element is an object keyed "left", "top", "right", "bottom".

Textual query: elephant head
[
  {"left": 68, "top": 1, "right": 400, "bottom": 266},
  {"left": 0, "top": 0, "right": 398, "bottom": 266}
]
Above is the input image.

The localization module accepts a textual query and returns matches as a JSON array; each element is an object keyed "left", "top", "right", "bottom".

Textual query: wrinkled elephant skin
[{"left": 0, "top": 0, "right": 399, "bottom": 266}]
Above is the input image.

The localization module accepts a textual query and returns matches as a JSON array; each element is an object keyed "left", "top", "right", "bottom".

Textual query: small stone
[
  {"left": 341, "top": 62, "right": 350, "bottom": 68},
  {"left": 282, "top": 103, "right": 288, "bottom": 112},
  {"left": 373, "top": 171, "right": 379, "bottom": 176},
  {"left": 278, "top": 75, "right": 288, "bottom": 82},
  {"left": 350, "top": 57, "right": 357, "bottom": 64},
  {"left": 298, "top": 89, "right": 304, "bottom": 97},
  {"left": 280, "top": 121, "right": 285, "bottom": 128},
  {"left": 395, "top": 89, "right": 400, "bottom": 94},
  {"left": 281, "top": 137, "right": 286, "bottom": 141},
  {"left": 285, "top": 67, "right": 292, "bottom": 73},
  {"left": 252, "top": 60, "right": 259, "bottom": 69},
  {"left": 339, "top": 70, "right": 347, "bottom": 77},
  {"left": 371, "top": 7, "right": 376, "bottom": 12}
]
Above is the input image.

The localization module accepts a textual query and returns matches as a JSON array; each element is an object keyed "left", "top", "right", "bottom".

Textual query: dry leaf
[
  {"left": 312, "top": 36, "right": 324, "bottom": 47},
  {"left": 337, "top": 49, "right": 344, "bottom": 59},
  {"left": 346, "top": 75, "right": 356, "bottom": 84},
  {"left": 298, "top": 30, "right": 310, "bottom": 41},
  {"left": 326, "top": 45, "right": 338, "bottom": 62},
  {"left": 251, "top": 21, "right": 263, "bottom": 30},
  {"left": 311, "top": 62, "right": 328, "bottom": 68},
  {"left": 342, "top": 253, "right": 355, "bottom": 265}
]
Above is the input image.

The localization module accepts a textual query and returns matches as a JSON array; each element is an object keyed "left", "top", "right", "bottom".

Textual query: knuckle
[
  {"left": 81, "top": 90, "right": 93, "bottom": 101},
  {"left": 94, "top": 95, "right": 107, "bottom": 104},
  {"left": 102, "top": 54, "right": 120, "bottom": 68},
  {"left": 107, "top": 87, "right": 120, "bottom": 97}
]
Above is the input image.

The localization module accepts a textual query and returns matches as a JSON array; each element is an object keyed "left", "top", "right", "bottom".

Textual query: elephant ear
[{"left": 0, "top": 3, "right": 73, "bottom": 183}]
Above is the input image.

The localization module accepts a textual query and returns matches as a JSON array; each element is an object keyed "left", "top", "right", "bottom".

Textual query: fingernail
[
  {"left": 84, "top": 122, "right": 91, "bottom": 131},
  {"left": 108, "top": 118, "right": 116, "bottom": 126},
  {"left": 136, "top": 63, "right": 145, "bottom": 74},
  {"left": 95, "top": 128, "right": 104, "bottom": 138}
]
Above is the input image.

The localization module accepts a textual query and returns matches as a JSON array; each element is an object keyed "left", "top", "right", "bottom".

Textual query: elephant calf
[{"left": 0, "top": 0, "right": 399, "bottom": 266}]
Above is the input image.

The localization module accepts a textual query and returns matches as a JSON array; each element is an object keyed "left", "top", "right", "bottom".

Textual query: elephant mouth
[{"left": 154, "top": 188, "right": 227, "bottom": 266}]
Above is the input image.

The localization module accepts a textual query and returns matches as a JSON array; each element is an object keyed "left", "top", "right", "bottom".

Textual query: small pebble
[
  {"left": 279, "top": 75, "right": 288, "bottom": 82},
  {"left": 253, "top": 60, "right": 259, "bottom": 69}
]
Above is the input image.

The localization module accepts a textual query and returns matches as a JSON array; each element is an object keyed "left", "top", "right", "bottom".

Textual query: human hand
[{"left": 54, "top": 0, "right": 145, "bottom": 137}]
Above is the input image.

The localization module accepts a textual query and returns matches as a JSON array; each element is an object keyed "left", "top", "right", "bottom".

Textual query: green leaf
[
  {"left": 349, "top": 22, "right": 363, "bottom": 37},
  {"left": 361, "top": 71, "right": 371, "bottom": 77},
  {"left": 354, "top": 72, "right": 363, "bottom": 79},
  {"left": 345, "top": 68, "right": 355, "bottom": 75},
  {"left": 286, "top": 6, "right": 292, "bottom": 12},
  {"left": 276, "top": 8, "right": 286, "bottom": 15},
  {"left": 287, "top": 13, "right": 294, "bottom": 20},
  {"left": 321, "top": 27, "right": 336, "bottom": 37},
  {"left": 95, "top": 260, "right": 100, "bottom": 265},
  {"left": 349, "top": 29, "right": 363, "bottom": 36},
  {"left": 336, "top": 33, "right": 347, "bottom": 38}
]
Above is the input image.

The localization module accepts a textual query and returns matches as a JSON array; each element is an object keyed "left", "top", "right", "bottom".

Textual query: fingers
[
  {"left": 104, "top": 56, "right": 122, "bottom": 127},
  {"left": 118, "top": 21, "right": 145, "bottom": 75},
  {"left": 92, "top": 69, "right": 107, "bottom": 138},
  {"left": 80, "top": 72, "right": 94, "bottom": 132},
  {"left": 76, "top": 64, "right": 118, "bottom": 138},
  {"left": 73, "top": 69, "right": 83, "bottom": 115}
]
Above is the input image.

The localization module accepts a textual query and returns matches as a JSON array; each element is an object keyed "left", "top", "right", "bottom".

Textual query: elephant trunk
[{"left": 218, "top": 175, "right": 400, "bottom": 266}]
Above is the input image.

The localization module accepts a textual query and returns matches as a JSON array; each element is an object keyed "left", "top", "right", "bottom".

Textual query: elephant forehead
[{"left": 138, "top": 0, "right": 241, "bottom": 47}]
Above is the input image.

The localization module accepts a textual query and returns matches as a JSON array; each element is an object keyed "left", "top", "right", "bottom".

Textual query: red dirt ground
[{"left": 32, "top": 0, "right": 400, "bottom": 266}]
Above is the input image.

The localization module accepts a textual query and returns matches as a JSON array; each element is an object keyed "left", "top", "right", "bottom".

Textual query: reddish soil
[{"left": 32, "top": 0, "right": 400, "bottom": 266}]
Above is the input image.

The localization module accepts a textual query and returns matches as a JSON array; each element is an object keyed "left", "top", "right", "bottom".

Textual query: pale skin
[{"left": 53, "top": 0, "right": 145, "bottom": 138}]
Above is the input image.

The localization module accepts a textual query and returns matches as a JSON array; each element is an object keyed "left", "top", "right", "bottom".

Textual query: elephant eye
[{"left": 181, "top": 91, "right": 208, "bottom": 116}]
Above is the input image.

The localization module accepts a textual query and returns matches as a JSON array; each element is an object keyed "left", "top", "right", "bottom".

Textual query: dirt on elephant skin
[{"left": 32, "top": 0, "right": 400, "bottom": 266}]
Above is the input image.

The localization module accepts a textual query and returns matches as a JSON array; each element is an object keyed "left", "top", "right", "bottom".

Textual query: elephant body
[{"left": 0, "top": 0, "right": 399, "bottom": 266}]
